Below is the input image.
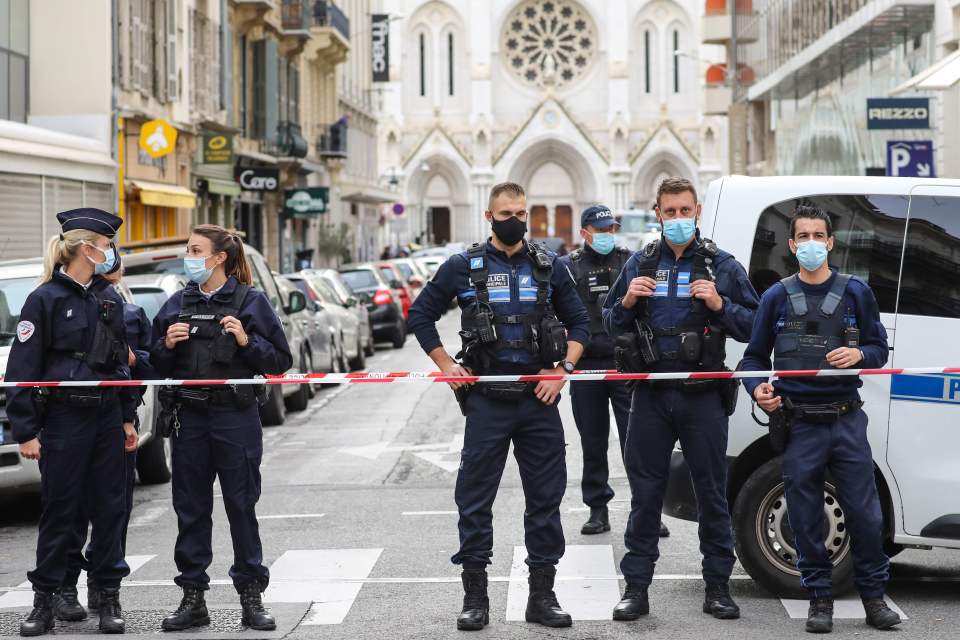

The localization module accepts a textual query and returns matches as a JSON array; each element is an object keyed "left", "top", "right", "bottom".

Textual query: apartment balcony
[
  {"left": 231, "top": 0, "right": 281, "bottom": 35},
  {"left": 705, "top": 84, "right": 733, "bottom": 115},
  {"left": 304, "top": 1, "right": 350, "bottom": 65},
  {"left": 704, "top": 63, "right": 754, "bottom": 114},
  {"left": 702, "top": 0, "right": 758, "bottom": 44},
  {"left": 278, "top": 121, "right": 309, "bottom": 158},
  {"left": 317, "top": 120, "right": 347, "bottom": 161},
  {"left": 280, "top": 0, "right": 312, "bottom": 55}
]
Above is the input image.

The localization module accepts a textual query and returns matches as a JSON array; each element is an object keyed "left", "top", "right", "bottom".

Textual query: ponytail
[
  {"left": 40, "top": 229, "right": 103, "bottom": 283},
  {"left": 191, "top": 224, "right": 253, "bottom": 285}
]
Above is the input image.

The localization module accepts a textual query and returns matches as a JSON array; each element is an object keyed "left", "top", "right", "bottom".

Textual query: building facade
[{"left": 380, "top": 0, "right": 727, "bottom": 249}]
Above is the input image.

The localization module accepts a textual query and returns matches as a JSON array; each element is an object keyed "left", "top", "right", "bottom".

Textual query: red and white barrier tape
[{"left": 0, "top": 367, "right": 955, "bottom": 388}]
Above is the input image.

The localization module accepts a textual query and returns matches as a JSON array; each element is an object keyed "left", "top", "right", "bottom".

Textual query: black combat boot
[
  {"left": 456, "top": 567, "right": 489, "bottom": 630},
  {"left": 703, "top": 582, "right": 740, "bottom": 619},
  {"left": 659, "top": 520, "right": 671, "bottom": 537},
  {"left": 161, "top": 587, "right": 209, "bottom": 631},
  {"left": 612, "top": 583, "right": 649, "bottom": 620},
  {"left": 97, "top": 588, "right": 125, "bottom": 634},
  {"left": 87, "top": 585, "right": 100, "bottom": 613},
  {"left": 53, "top": 585, "right": 87, "bottom": 621},
  {"left": 239, "top": 583, "right": 276, "bottom": 631},
  {"left": 525, "top": 566, "right": 572, "bottom": 628},
  {"left": 581, "top": 506, "right": 610, "bottom": 534},
  {"left": 863, "top": 597, "right": 901, "bottom": 630},
  {"left": 806, "top": 597, "right": 833, "bottom": 634},
  {"left": 19, "top": 591, "right": 55, "bottom": 637}
]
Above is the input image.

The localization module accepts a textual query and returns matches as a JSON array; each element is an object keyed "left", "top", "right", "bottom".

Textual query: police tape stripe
[{"left": 2, "top": 367, "right": 960, "bottom": 388}]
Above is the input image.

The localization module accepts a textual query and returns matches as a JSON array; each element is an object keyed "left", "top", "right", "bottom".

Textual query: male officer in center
[
  {"left": 558, "top": 205, "right": 669, "bottom": 538},
  {"left": 603, "top": 177, "right": 759, "bottom": 622},
  {"left": 407, "top": 182, "right": 590, "bottom": 631},
  {"left": 740, "top": 205, "right": 901, "bottom": 633}
]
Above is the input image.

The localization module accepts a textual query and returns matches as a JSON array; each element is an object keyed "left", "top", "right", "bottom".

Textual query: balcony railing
[
  {"left": 312, "top": 0, "right": 350, "bottom": 42},
  {"left": 317, "top": 120, "right": 348, "bottom": 159},
  {"left": 282, "top": 0, "right": 310, "bottom": 32},
  {"left": 279, "top": 121, "right": 309, "bottom": 158}
]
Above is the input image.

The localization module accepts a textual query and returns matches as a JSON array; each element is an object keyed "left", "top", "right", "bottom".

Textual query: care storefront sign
[
  {"left": 234, "top": 166, "right": 279, "bottom": 191},
  {"left": 284, "top": 187, "right": 329, "bottom": 216}
]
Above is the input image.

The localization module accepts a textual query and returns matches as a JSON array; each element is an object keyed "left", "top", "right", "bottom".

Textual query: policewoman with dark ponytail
[
  {"left": 149, "top": 224, "right": 292, "bottom": 632},
  {"left": 6, "top": 209, "right": 136, "bottom": 637}
]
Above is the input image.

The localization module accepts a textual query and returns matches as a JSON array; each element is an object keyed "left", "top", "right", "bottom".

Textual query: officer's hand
[
  {"left": 826, "top": 347, "right": 863, "bottom": 369},
  {"left": 123, "top": 422, "right": 138, "bottom": 452},
  {"left": 622, "top": 276, "right": 657, "bottom": 309},
  {"left": 691, "top": 279, "right": 723, "bottom": 312},
  {"left": 534, "top": 368, "right": 566, "bottom": 405},
  {"left": 165, "top": 323, "right": 191, "bottom": 349},
  {"left": 127, "top": 347, "right": 137, "bottom": 367},
  {"left": 19, "top": 438, "right": 41, "bottom": 461},
  {"left": 440, "top": 361, "right": 474, "bottom": 390},
  {"left": 753, "top": 382, "right": 781, "bottom": 412},
  {"left": 221, "top": 316, "right": 249, "bottom": 348}
]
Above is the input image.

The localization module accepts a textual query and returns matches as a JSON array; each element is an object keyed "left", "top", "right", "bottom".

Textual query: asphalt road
[{"left": 1, "top": 313, "right": 959, "bottom": 639}]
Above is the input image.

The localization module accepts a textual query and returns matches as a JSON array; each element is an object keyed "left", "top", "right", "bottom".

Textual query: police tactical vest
[
  {"left": 569, "top": 246, "right": 631, "bottom": 335},
  {"left": 773, "top": 273, "right": 854, "bottom": 371},
  {"left": 173, "top": 284, "right": 254, "bottom": 379}
]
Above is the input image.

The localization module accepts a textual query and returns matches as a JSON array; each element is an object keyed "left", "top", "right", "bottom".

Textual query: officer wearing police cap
[
  {"left": 557, "top": 205, "right": 669, "bottom": 538},
  {"left": 6, "top": 208, "right": 136, "bottom": 636}
]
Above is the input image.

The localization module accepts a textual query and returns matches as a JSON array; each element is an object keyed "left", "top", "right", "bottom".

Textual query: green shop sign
[{"left": 283, "top": 187, "right": 329, "bottom": 216}]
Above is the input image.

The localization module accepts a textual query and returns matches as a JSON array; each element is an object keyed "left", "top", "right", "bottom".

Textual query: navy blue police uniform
[
  {"left": 740, "top": 271, "right": 890, "bottom": 600},
  {"left": 407, "top": 240, "right": 590, "bottom": 570},
  {"left": 5, "top": 210, "right": 134, "bottom": 617},
  {"left": 602, "top": 234, "right": 759, "bottom": 595},
  {"left": 556, "top": 207, "right": 633, "bottom": 521},
  {"left": 150, "top": 276, "right": 292, "bottom": 595}
]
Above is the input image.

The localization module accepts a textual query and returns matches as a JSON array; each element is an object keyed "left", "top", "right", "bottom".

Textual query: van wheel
[
  {"left": 733, "top": 457, "right": 855, "bottom": 598},
  {"left": 349, "top": 337, "right": 366, "bottom": 371},
  {"left": 136, "top": 435, "right": 171, "bottom": 485},
  {"left": 260, "top": 386, "right": 286, "bottom": 426}
]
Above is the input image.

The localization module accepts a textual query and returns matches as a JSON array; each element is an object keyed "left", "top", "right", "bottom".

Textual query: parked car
[
  {"left": 411, "top": 246, "right": 457, "bottom": 259},
  {"left": 287, "top": 273, "right": 366, "bottom": 371},
  {"left": 414, "top": 255, "right": 445, "bottom": 277},
  {"left": 615, "top": 208, "right": 659, "bottom": 251},
  {"left": 122, "top": 244, "right": 306, "bottom": 427},
  {"left": 389, "top": 258, "right": 428, "bottom": 297},
  {"left": 308, "top": 268, "right": 375, "bottom": 359},
  {"left": 124, "top": 273, "right": 188, "bottom": 323},
  {"left": 274, "top": 275, "right": 324, "bottom": 412},
  {"left": 374, "top": 262, "right": 414, "bottom": 319},
  {"left": 339, "top": 265, "right": 406, "bottom": 349},
  {"left": 664, "top": 175, "right": 960, "bottom": 598},
  {"left": 0, "top": 259, "right": 170, "bottom": 496}
]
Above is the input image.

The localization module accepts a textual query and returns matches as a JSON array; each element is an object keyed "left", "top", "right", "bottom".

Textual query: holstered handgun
[
  {"left": 32, "top": 388, "right": 50, "bottom": 425},
  {"left": 454, "top": 385, "right": 471, "bottom": 416},
  {"left": 753, "top": 397, "right": 794, "bottom": 453}
]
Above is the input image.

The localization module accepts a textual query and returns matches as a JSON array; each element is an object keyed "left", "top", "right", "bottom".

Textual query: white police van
[{"left": 664, "top": 175, "right": 960, "bottom": 597}]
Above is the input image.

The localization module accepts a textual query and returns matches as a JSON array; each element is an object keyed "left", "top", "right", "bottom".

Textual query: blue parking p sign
[{"left": 886, "top": 140, "right": 935, "bottom": 177}]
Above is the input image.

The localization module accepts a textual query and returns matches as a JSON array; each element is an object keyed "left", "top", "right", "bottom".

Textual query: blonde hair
[{"left": 41, "top": 229, "right": 105, "bottom": 283}]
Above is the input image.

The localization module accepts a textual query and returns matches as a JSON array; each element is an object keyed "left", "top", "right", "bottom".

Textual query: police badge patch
[{"left": 17, "top": 320, "right": 35, "bottom": 343}]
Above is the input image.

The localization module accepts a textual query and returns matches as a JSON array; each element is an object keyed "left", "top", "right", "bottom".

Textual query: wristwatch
[{"left": 558, "top": 360, "right": 576, "bottom": 374}]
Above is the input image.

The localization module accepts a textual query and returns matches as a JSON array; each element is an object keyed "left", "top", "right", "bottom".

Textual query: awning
[
  {"left": 205, "top": 178, "right": 241, "bottom": 197},
  {"left": 130, "top": 180, "right": 197, "bottom": 208},
  {"left": 340, "top": 183, "right": 396, "bottom": 205},
  {"left": 891, "top": 50, "right": 960, "bottom": 95}
]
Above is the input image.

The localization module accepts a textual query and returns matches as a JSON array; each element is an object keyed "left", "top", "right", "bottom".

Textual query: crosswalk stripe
[
  {"left": 263, "top": 549, "right": 383, "bottom": 625},
  {"left": 505, "top": 545, "right": 621, "bottom": 621},
  {"left": 0, "top": 555, "right": 156, "bottom": 609},
  {"left": 780, "top": 596, "right": 908, "bottom": 620}
]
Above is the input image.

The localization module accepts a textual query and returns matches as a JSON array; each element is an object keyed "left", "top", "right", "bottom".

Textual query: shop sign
[
  {"left": 886, "top": 140, "right": 935, "bottom": 177},
  {"left": 139, "top": 119, "right": 178, "bottom": 158},
  {"left": 203, "top": 132, "right": 234, "bottom": 164},
  {"left": 867, "top": 98, "right": 930, "bottom": 130},
  {"left": 234, "top": 166, "right": 280, "bottom": 192},
  {"left": 284, "top": 187, "right": 329, "bottom": 215},
  {"left": 372, "top": 14, "right": 390, "bottom": 82}
]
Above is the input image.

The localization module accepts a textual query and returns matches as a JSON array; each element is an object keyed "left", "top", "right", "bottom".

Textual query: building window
[
  {"left": 419, "top": 32, "right": 426, "bottom": 97},
  {"left": 672, "top": 30, "right": 679, "bottom": 93},
  {"left": 447, "top": 32, "right": 454, "bottom": 96},
  {"left": 643, "top": 30, "right": 650, "bottom": 94},
  {"left": 0, "top": 0, "right": 29, "bottom": 122}
]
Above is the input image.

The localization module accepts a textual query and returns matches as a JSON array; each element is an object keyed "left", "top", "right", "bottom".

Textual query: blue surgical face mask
[
  {"left": 795, "top": 240, "right": 828, "bottom": 272},
  {"left": 184, "top": 256, "right": 214, "bottom": 284},
  {"left": 662, "top": 218, "right": 697, "bottom": 245},
  {"left": 85, "top": 243, "right": 117, "bottom": 276},
  {"left": 589, "top": 232, "right": 616, "bottom": 255}
]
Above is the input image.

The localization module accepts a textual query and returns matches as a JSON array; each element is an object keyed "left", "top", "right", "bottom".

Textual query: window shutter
[
  {"left": 166, "top": 0, "right": 178, "bottom": 101},
  {"left": 264, "top": 38, "right": 279, "bottom": 143},
  {"left": 154, "top": 0, "right": 167, "bottom": 101},
  {"left": 130, "top": 0, "right": 142, "bottom": 92},
  {"left": 209, "top": 15, "right": 220, "bottom": 115},
  {"left": 220, "top": 0, "right": 232, "bottom": 115}
]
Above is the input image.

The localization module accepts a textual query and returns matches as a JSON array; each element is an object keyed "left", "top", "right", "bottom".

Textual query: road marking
[
  {"left": 0, "top": 555, "right": 155, "bottom": 608},
  {"left": 401, "top": 511, "right": 459, "bottom": 516},
  {"left": 339, "top": 440, "right": 451, "bottom": 460},
  {"left": 780, "top": 596, "right": 908, "bottom": 620},
  {"left": 128, "top": 505, "right": 168, "bottom": 528},
  {"left": 264, "top": 549, "right": 383, "bottom": 625},
  {"left": 279, "top": 441, "right": 307, "bottom": 447},
  {"left": 257, "top": 513, "right": 325, "bottom": 521},
  {"left": 505, "top": 545, "right": 622, "bottom": 621}
]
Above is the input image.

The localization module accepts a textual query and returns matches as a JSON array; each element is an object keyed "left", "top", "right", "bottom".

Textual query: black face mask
[{"left": 491, "top": 216, "right": 527, "bottom": 246}]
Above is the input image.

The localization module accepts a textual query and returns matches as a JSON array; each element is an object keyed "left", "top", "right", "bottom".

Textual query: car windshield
[
  {"left": 131, "top": 288, "right": 169, "bottom": 322},
  {"left": 619, "top": 213, "right": 655, "bottom": 234},
  {"left": 378, "top": 267, "right": 396, "bottom": 283},
  {"left": 341, "top": 270, "right": 379, "bottom": 290},
  {"left": 0, "top": 276, "right": 35, "bottom": 346},
  {"left": 125, "top": 258, "right": 184, "bottom": 277},
  {"left": 394, "top": 263, "right": 414, "bottom": 279}
]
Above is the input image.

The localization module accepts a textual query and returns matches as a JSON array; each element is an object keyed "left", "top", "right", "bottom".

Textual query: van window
[
  {"left": 898, "top": 195, "right": 960, "bottom": 319},
  {"left": 748, "top": 195, "right": 908, "bottom": 313}
]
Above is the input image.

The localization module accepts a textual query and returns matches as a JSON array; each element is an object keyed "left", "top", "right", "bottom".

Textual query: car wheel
[
  {"left": 391, "top": 321, "right": 406, "bottom": 349},
  {"left": 364, "top": 327, "right": 376, "bottom": 356},
  {"left": 733, "top": 457, "right": 855, "bottom": 598},
  {"left": 136, "top": 434, "right": 172, "bottom": 485},
  {"left": 259, "top": 385, "right": 286, "bottom": 426},
  {"left": 304, "top": 352, "right": 317, "bottom": 399},
  {"left": 349, "top": 336, "right": 366, "bottom": 371},
  {"left": 285, "top": 351, "right": 310, "bottom": 412}
]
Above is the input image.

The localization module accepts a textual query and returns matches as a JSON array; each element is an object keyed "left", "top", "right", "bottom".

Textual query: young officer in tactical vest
[
  {"left": 407, "top": 182, "right": 591, "bottom": 631},
  {"left": 602, "top": 177, "right": 759, "bottom": 622},
  {"left": 557, "top": 205, "right": 669, "bottom": 538},
  {"left": 6, "top": 209, "right": 137, "bottom": 636},
  {"left": 739, "top": 206, "right": 902, "bottom": 634},
  {"left": 55, "top": 259, "right": 154, "bottom": 624},
  {"left": 150, "top": 225, "right": 293, "bottom": 632}
]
